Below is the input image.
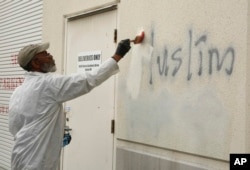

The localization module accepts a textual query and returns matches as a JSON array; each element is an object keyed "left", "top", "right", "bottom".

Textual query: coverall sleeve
[{"left": 52, "top": 58, "right": 119, "bottom": 103}]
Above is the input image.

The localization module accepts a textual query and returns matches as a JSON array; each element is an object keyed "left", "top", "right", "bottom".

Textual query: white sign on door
[{"left": 77, "top": 51, "right": 102, "bottom": 72}]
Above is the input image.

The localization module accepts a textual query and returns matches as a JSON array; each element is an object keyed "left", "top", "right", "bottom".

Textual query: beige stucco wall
[
  {"left": 247, "top": 0, "right": 250, "bottom": 153},
  {"left": 42, "top": 0, "right": 250, "bottom": 169},
  {"left": 116, "top": 0, "right": 249, "bottom": 169}
]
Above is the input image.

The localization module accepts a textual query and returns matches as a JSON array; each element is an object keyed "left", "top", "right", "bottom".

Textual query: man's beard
[{"left": 41, "top": 63, "right": 57, "bottom": 73}]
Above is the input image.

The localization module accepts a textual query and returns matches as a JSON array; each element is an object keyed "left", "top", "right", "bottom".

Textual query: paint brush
[{"left": 130, "top": 31, "right": 145, "bottom": 44}]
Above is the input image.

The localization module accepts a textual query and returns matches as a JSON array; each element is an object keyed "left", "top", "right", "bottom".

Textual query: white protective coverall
[{"left": 8, "top": 58, "right": 119, "bottom": 170}]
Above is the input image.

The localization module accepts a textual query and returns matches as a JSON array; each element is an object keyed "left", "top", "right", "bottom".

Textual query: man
[{"left": 8, "top": 39, "right": 131, "bottom": 170}]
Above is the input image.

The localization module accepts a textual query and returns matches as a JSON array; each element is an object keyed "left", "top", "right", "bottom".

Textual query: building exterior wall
[
  {"left": 42, "top": 0, "right": 250, "bottom": 169},
  {"left": 116, "top": 0, "right": 249, "bottom": 169},
  {"left": 0, "top": 1, "right": 43, "bottom": 169},
  {"left": 247, "top": 0, "right": 250, "bottom": 154}
]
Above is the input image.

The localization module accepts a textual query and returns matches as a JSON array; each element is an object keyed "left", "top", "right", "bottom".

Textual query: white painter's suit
[{"left": 8, "top": 58, "right": 119, "bottom": 170}]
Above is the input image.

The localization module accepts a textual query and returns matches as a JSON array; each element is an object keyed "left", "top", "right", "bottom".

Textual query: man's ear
[{"left": 30, "top": 59, "right": 41, "bottom": 71}]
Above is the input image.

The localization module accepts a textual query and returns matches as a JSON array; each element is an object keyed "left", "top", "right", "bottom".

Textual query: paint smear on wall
[{"left": 126, "top": 44, "right": 153, "bottom": 99}]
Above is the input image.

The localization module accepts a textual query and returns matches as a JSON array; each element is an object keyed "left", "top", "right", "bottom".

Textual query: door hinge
[
  {"left": 114, "top": 29, "right": 117, "bottom": 43},
  {"left": 111, "top": 119, "right": 115, "bottom": 134}
]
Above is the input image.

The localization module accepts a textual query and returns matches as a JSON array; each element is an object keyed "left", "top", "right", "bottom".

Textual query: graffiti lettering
[
  {"left": 150, "top": 29, "right": 235, "bottom": 83},
  {"left": 208, "top": 47, "right": 235, "bottom": 75},
  {"left": 11, "top": 54, "right": 18, "bottom": 65},
  {"left": 0, "top": 106, "right": 9, "bottom": 114},
  {"left": 0, "top": 77, "right": 24, "bottom": 90}
]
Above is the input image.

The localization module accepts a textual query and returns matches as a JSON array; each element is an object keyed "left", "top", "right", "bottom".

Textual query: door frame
[
  {"left": 61, "top": 3, "right": 118, "bottom": 170},
  {"left": 63, "top": 2, "right": 117, "bottom": 76}
]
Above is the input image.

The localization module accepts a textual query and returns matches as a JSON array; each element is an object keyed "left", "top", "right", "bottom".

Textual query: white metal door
[{"left": 63, "top": 9, "right": 117, "bottom": 170}]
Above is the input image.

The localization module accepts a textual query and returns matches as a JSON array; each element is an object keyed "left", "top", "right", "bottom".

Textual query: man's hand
[{"left": 115, "top": 39, "right": 131, "bottom": 57}]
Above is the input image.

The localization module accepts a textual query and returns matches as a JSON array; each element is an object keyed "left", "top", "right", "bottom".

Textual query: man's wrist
[{"left": 112, "top": 54, "right": 122, "bottom": 62}]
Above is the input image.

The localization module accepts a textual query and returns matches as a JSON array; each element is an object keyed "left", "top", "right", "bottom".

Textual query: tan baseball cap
[{"left": 18, "top": 42, "right": 50, "bottom": 67}]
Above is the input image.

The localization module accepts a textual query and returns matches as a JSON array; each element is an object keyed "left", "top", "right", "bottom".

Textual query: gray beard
[{"left": 42, "top": 64, "right": 57, "bottom": 73}]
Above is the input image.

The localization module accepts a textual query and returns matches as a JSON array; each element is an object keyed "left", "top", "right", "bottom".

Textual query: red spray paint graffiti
[
  {"left": 0, "top": 106, "right": 9, "bottom": 115},
  {"left": 0, "top": 77, "right": 24, "bottom": 90},
  {"left": 11, "top": 54, "right": 18, "bottom": 65}
]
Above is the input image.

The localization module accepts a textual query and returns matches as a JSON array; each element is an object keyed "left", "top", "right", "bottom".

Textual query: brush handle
[{"left": 130, "top": 31, "right": 145, "bottom": 44}]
